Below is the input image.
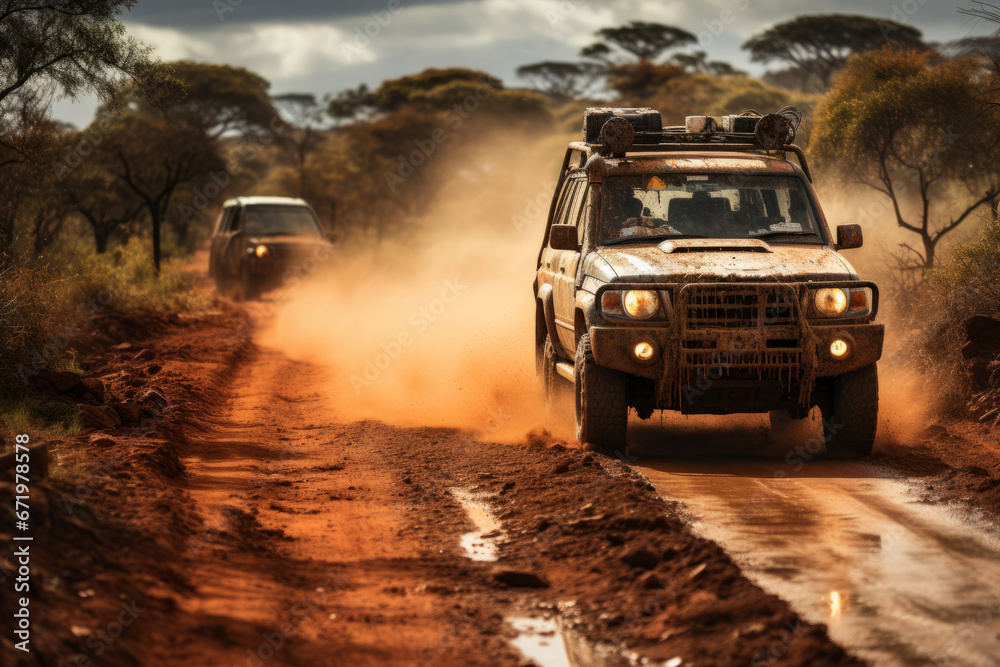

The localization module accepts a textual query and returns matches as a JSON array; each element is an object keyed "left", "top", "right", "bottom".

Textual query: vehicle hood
[{"left": 592, "top": 238, "right": 855, "bottom": 283}]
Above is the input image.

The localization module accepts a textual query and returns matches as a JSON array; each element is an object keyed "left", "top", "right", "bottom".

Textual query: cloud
[{"left": 46, "top": 0, "right": 982, "bottom": 128}]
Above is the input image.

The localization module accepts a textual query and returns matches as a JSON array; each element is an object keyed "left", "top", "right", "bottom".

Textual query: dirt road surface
[
  {"left": 628, "top": 419, "right": 1000, "bottom": 667},
  {"left": 9, "top": 253, "right": 1000, "bottom": 666}
]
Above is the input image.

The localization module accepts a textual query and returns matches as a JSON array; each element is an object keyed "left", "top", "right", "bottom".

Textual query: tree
[
  {"left": 606, "top": 60, "right": 685, "bottom": 102},
  {"left": 515, "top": 61, "right": 604, "bottom": 99},
  {"left": 0, "top": 0, "right": 157, "bottom": 107},
  {"left": 811, "top": 47, "right": 1000, "bottom": 269},
  {"left": 0, "top": 1, "right": 161, "bottom": 260},
  {"left": 743, "top": 14, "right": 926, "bottom": 90},
  {"left": 371, "top": 68, "right": 503, "bottom": 112},
  {"left": 326, "top": 83, "right": 378, "bottom": 121},
  {"left": 673, "top": 51, "right": 745, "bottom": 76},
  {"left": 63, "top": 160, "right": 142, "bottom": 253},
  {"left": 273, "top": 93, "right": 326, "bottom": 199},
  {"left": 594, "top": 22, "right": 696, "bottom": 61},
  {"left": 135, "top": 60, "right": 279, "bottom": 138},
  {"left": 580, "top": 42, "right": 613, "bottom": 63},
  {"left": 0, "top": 88, "right": 64, "bottom": 261},
  {"left": 101, "top": 113, "right": 224, "bottom": 272}
]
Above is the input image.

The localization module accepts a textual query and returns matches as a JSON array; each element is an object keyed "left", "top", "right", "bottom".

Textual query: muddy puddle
[
  {"left": 634, "top": 457, "right": 1000, "bottom": 667},
  {"left": 507, "top": 616, "right": 681, "bottom": 667},
  {"left": 451, "top": 488, "right": 506, "bottom": 561}
]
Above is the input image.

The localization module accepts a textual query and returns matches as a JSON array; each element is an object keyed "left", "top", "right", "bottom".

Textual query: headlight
[
  {"left": 623, "top": 290, "right": 659, "bottom": 319},
  {"left": 255, "top": 244, "right": 269, "bottom": 258},
  {"left": 814, "top": 288, "right": 848, "bottom": 317}
]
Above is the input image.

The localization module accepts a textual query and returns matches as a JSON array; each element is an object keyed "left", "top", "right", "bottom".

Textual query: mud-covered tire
[
  {"left": 575, "top": 334, "right": 627, "bottom": 448},
  {"left": 542, "top": 335, "right": 571, "bottom": 410},
  {"left": 234, "top": 266, "right": 261, "bottom": 302},
  {"left": 823, "top": 363, "right": 878, "bottom": 459}
]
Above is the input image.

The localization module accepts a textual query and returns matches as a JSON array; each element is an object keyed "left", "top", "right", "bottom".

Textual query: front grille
[
  {"left": 682, "top": 284, "right": 799, "bottom": 329},
  {"left": 677, "top": 284, "right": 805, "bottom": 387}
]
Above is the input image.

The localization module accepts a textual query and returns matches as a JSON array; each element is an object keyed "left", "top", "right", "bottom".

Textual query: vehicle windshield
[
  {"left": 242, "top": 205, "right": 321, "bottom": 237},
  {"left": 600, "top": 173, "right": 824, "bottom": 245}
]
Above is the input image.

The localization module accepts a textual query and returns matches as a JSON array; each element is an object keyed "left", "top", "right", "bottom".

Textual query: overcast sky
[{"left": 51, "top": 0, "right": 995, "bottom": 126}]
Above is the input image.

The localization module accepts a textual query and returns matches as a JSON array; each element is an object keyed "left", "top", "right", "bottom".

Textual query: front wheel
[
  {"left": 575, "top": 334, "right": 628, "bottom": 449},
  {"left": 822, "top": 363, "right": 878, "bottom": 459}
]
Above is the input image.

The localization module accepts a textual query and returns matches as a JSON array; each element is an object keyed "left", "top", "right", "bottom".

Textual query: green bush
[
  {"left": 927, "top": 222, "right": 1000, "bottom": 323},
  {"left": 68, "top": 237, "right": 211, "bottom": 314}
]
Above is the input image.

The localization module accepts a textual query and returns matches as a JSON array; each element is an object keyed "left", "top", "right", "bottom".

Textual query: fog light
[
  {"left": 633, "top": 341, "right": 656, "bottom": 362},
  {"left": 830, "top": 339, "right": 851, "bottom": 359},
  {"left": 255, "top": 244, "right": 269, "bottom": 258}
]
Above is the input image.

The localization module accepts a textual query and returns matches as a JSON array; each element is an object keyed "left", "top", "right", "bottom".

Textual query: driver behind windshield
[{"left": 599, "top": 173, "right": 823, "bottom": 245}]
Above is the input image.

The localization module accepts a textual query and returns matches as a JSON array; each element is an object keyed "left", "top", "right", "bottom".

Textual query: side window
[
  {"left": 550, "top": 179, "right": 575, "bottom": 228},
  {"left": 565, "top": 182, "right": 586, "bottom": 224},
  {"left": 214, "top": 208, "right": 231, "bottom": 234},
  {"left": 572, "top": 185, "right": 590, "bottom": 243},
  {"left": 229, "top": 206, "right": 242, "bottom": 231}
]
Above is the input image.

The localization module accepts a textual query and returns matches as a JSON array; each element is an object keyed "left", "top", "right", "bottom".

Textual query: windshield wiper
[
  {"left": 749, "top": 230, "right": 819, "bottom": 239},
  {"left": 603, "top": 234, "right": 708, "bottom": 246}
]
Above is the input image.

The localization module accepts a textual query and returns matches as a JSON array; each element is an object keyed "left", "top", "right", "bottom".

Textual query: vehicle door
[
  {"left": 209, "top": 207, "right": 232, "bottom": 280},
  {"left": 219, "top": 205, "right": 245, "bottom": 280},
  {"left": 540, "top": 178, "right": 575, "bottom": 292},
  {"left": 552, "top": 177, "right": 587, "bottom": 355}
]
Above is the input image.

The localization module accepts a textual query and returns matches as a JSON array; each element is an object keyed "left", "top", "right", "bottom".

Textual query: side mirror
[
  {"left": 835, "top": 224, "right": 863, "bottom": 250},
  {"left": 549, "top": 224, "right": 579, "bottom": 251}
]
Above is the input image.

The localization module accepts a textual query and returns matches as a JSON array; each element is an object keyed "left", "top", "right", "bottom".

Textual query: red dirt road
[{"left": 3, "top": 302, "right": 863, "bottom": 667}]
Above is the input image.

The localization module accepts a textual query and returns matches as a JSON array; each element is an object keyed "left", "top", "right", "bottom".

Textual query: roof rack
[{"left": 574, "top": 106, "right": 812, "bottom": 181}]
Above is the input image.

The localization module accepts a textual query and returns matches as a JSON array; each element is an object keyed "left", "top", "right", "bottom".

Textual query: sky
[{"left": 51, "top": 0, "right": 996, "bottom": 127}]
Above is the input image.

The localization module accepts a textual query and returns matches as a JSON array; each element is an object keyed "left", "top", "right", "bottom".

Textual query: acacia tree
[
  {"left": 594, "top": 22, "right": 696, "bottom": 62},
  {"left": 101, "top": 113, "right": 224, "bottom": 272},
  {"left": 811, "top": 47, "right": 1000, "bottom": 269},
  {"left": 135, "top": 60, "right": 279, "bottom": 138},
  {"left": 743, "top": 14, "right": 926, "bottom": 90},
  {"left": 63, "top": 160, "right": 142, "bottom": 253},
  {"left": 515, "top": 61, "right": 604, "bottom": 99}
]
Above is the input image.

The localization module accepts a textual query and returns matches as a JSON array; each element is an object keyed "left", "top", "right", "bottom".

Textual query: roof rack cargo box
[{"left": 583, "top": 107, "right": 662, "bottom": 145}]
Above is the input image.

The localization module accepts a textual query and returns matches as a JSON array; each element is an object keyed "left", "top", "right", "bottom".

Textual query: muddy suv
[
  {"left": 534, "top": 107, "right": 883, "bottom": 457},
  {"left": 209, "top": 197, "right": 333, "bottom": 300}
]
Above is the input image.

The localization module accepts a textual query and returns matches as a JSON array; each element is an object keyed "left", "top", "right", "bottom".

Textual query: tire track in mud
[
  {"left": 169, "top": 348, "right": 522, "bottom": 667},
  {"left": 633, "top": 452, "right": 1000, "bottom": 667}
]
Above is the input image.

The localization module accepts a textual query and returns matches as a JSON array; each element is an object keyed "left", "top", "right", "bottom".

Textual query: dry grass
[{"left": 0, "top": 237, "right": 208, "bottom": 446}]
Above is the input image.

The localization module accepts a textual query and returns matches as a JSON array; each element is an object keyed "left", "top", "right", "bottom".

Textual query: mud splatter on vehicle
[{"left": 535, "top": 107, "right": 883, "bottom": 457}]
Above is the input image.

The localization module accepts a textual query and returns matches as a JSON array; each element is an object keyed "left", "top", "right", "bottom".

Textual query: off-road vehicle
[
  {"left": 209, "top": 196, "right": 334, "bottom": 300},
  {"left": 534, "top": 107, "right": 883, "bottom": 457}
]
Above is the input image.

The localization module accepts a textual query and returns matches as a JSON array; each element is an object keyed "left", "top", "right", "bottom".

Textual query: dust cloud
[
  {"left": 258, "top": 132, "right": 949, "bottom": 449},
  {"left": 258, "top": 130, "right": 575, "bottom": 441},
  {"left": 817, "top": 187, "right": 957, "bottom": 448}
]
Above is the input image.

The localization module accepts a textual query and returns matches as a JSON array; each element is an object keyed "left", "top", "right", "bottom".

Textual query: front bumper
[
  {"left": 590, "top": 322, "right": 884, "bottom": 379},
  {"left": 588, "top": 280, "right": 884, "bottom": 411}
]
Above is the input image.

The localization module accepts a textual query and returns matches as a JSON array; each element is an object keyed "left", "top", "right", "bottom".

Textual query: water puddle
[
  {"left": 451, "top": 488, "right": 505, "bottom": 562},
  {"left": 509, "top": 617, "right": 572, "bottom": 667},
  {"left": 507, "top": 615, "right": 678, "bottom": 667}
]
